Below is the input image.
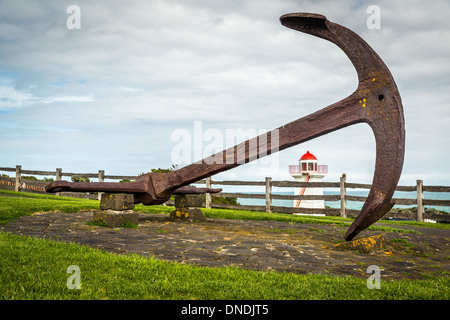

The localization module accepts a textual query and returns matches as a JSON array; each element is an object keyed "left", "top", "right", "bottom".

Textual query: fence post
[
  {"left": 15, "top": 165, "right": 22, "bottom": 192},
  {"left": 340, "top": 173, "right": 347, "bottom": 218},
  {"left": 205, "top": 177, "right": 212, "bottom": 209},
  {"left": 56, "top": 168, "right": 62, "bottom": 181},
  {"left": 55, "top": 168, "right": 62, "bottom": 196},
  {"left": 416, "top": 180, "right": 424, "bottom": 222},
  {"left": 98, "top": 170, "right": 105, "bottom": 201},
  {"left": 265, "top": 177, "right": 272, "bottom": 213}
]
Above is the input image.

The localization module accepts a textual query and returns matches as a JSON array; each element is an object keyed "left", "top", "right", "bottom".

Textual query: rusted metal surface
[{"left": 46, "top": 13, "right": 405, "bottom": 241}]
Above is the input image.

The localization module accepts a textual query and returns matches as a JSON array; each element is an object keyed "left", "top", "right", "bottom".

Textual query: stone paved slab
[{"left": 1, "top": 210, "right": 449, "bottom": 280}]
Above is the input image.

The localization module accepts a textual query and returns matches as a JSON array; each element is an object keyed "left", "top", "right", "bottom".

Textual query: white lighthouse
[{"left": 289, "top": 151, "right": 328, "bottom": 214}]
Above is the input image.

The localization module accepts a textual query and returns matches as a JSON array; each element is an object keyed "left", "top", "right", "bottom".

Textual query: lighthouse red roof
[{"left": 300, "top": 151, "right": 317, "bottom": 161}]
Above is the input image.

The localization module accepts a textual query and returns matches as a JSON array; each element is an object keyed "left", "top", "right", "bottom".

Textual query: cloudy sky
[{"left": 1, "top": 0, "right": 449, "bottom": 187}]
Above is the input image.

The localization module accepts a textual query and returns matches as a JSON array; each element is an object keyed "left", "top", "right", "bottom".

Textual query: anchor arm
[{"left": 280, "top": 13, "right": 405, "bottom": 240}]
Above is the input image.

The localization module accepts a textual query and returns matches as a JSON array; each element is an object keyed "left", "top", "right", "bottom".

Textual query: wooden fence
[
  {"left": 1, "top": 165, "right": 450, "bottom": 222},
  {"left": 197, "top": 176, "right": 450, "bottom": 223},
  {"left": 0, "top": 165, "right": 138, "bottom": 200}
]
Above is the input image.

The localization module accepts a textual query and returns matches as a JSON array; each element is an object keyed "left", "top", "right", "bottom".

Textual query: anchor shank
[{"left": 46, "top": 180, "right": 147, "bottom": 194}]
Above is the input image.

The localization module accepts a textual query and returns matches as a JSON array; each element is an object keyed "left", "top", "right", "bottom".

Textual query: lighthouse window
[
  {"left": 314, "top": 163, "right": 317, "bottom": 171},
  {"left": 308, "top": 163, "right": 314, "bottom": 171},
  {"left": 302, "top": 163, "right": 307, "bottom": 171}
]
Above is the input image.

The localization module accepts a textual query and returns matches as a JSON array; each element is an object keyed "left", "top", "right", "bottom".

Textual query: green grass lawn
[
  {"left": 2, "top": 189, "right": 448, "bottom": 231},
  {"left": 0, "top": 190, "right": 99, "bottom": 225},
  {"left": 0, "top": 190, "right": 449, "bottom": 300},
  {"left": 1, "top": 232, "right": 448, "bottom": 300}
]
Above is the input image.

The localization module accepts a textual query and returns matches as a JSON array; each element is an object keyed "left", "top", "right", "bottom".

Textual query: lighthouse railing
[
  {"left": 288, "top": 165, "right": 300, "bottom": 174},
  {"left": 288, "top": 165, "right": 328, "bottom": 174}
]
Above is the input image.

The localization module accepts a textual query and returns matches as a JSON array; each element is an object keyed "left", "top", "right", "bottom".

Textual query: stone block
[
  {"left": 174, "top": 194, "right": 203, "bottom": 208},
  {"left": 100, "top": 193, "right": 134, "bottom": 211},
  {"left": 334, "top": 234, "right": 386, "bottom": 253},
  {"left": 169, "top": 208, "right": 206, "bottom": 222},
  {"left": 93, "top": 210, "right": 139, "bottom": 228},
  {"left": 170, "top": 194, "right": 206, "bottom": 222}
]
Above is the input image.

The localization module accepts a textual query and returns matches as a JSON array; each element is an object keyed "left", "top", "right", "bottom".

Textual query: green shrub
[{"left": 71, "top": 176, "right": 90, "bottom": 183}]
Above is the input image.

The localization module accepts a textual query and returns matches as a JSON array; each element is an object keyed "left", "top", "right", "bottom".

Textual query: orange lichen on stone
[{"left": 334, "top": 234, "right": 386, "bottom": 253}]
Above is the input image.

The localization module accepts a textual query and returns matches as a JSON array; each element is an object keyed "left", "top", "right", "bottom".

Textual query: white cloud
[
  {"left": 0, "top": 85, "right": 33, "bottom": 108},
  {"left": 0, "top": 82, "right": 94, "bottom": 109},
  {"left": 38, "top": 95, "right": 94, "bottom": 104}
]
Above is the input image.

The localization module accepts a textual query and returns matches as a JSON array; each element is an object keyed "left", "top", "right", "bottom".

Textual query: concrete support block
[
  {"left": 170, "top": 194, "right": 206, "bottom": 222},
  {"left": 170, "top": 207, "right": 206, "bottom": 222},
  {"left": 174, "top": 194, "right": 203, "bottom": 208},
  {"left": 93, "top": 210, "right": 139, "bottom": 228},
  {"left": 100, "top": 193, "right": 134, "bottom": 211},
  {"left": 94, "top": 193, "right": 137, "bottom": 228}
]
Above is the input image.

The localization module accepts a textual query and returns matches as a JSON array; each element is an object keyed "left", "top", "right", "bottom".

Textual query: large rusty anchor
[{"left": 46, "top": 13, "right": 405, "bottom": 241}]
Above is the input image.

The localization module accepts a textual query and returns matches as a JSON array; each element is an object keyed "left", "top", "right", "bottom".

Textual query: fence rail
[
  {"left": 0, "top": 165, "right": 138, "bottom": 200},
  {"left": 195, "top": 175, "right": 450, "bottom": 223},
  {"left": 1, "top": 165, "right": 450, "bottom": 223}
]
